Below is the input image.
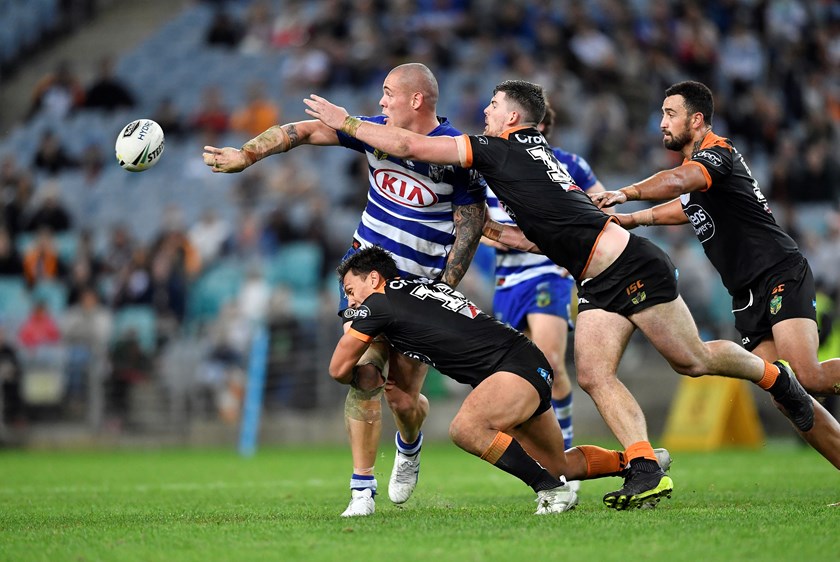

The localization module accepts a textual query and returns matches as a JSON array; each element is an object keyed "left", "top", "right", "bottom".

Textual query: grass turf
[{"left": 0, "top": 441, "right": 837, "bottom": 562}]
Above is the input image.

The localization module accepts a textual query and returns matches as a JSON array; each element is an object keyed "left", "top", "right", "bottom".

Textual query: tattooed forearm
[
  {"left": 442, "top": 202, "right": 485, "bottom": 288},
  {"left": 284, "top": 124, "right": 300, "bottom": 148}
]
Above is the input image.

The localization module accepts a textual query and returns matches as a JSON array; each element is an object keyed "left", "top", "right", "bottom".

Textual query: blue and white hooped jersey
[
  {"left": 338, "top": 115, "right": 485, "bottom": 279},
  {"left": 488, "top": 146, "right": 599, "bottom": 289}
]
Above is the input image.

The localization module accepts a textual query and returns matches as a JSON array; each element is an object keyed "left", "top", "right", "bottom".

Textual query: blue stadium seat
[
  {"left": 265, "top": 241, "right": 323, "bottom": 292},
  {"left": 0, "top": 276, "right": 31, "bottom": 331},
  {"left": 31, "top": 280, "right": 68, "bottom": 315},
  {"left": 113, "top": 305, "right": 158, "bottom": 353}
]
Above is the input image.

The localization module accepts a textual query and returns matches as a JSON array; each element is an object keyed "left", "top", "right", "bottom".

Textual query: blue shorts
[{"left": 493, "top": 274, "right": 574, "bottom": 332}]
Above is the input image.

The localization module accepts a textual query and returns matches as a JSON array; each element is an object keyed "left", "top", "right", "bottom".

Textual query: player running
[{"left": 591, "top": 80, "right": 840, "bottom": 469}]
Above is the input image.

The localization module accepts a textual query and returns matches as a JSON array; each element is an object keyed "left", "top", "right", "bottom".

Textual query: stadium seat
[
  {"left": 265, "top": 242, "right": 323, "bottom": 292},
  {"left": 113, "top": 305, "right": 158, "bottom": 353},
  {"left": 0, "top": 276, "right": 32, "bottom": 331},
  {"left": 31, "top": 280, "right": 68, "bottom": 315}
]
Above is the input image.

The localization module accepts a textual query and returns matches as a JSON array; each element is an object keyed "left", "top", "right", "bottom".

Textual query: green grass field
[{"left": 1, "top": 441, "right": 837, "bottom": 562}]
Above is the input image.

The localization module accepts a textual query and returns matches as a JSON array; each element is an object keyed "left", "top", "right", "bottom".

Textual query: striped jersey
[
  {"left": 337, "top": 116, "right": 485, "bottom": 279},
  {"left": 487, "top": 145, "right": 600, "bottom": 288}
]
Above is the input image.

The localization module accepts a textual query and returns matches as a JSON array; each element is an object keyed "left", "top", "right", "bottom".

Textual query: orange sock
[
  {"left": 756, "top": 360, "right": 779, "bottom": 390},
  {"left": 577, "top": 445, "right": 623, "bottom": 478},
  {"left": 624, "top": 441, "right": 656, "bottom": 463},
  {"left": 480, "top": 432, "right": 513, "bottom": 464}
]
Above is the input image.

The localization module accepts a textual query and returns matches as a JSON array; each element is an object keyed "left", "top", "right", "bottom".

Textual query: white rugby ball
[{"left": 115, "top": 119, "right": 165, "bottom": 172}]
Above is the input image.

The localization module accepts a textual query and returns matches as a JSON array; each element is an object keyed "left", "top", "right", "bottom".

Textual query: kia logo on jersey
[{"left": 373, "top": 169, "right": 439, "bottom": 208}]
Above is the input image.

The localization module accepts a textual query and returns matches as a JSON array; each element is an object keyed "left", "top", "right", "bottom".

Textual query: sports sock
[
  {"left": 551, "top": 394, "right": 574, "bottom": 450},
  {"left": 756, "top": 360, "right": 780, "bottom": 390},
  {"left": 576, "top": 445, "right": 624, "bottom": 478},
  {"left": 395, "top": 431, "right": 423, "bottom": 457},
  {"left": 350, "top": 473, "right": 377, "bottom": 495},
  {"left": 480, "top": 431, "right": 565, "bottom": 492},
  {"left": 624, "top": 440, "right": 657, "bottom": 463}
]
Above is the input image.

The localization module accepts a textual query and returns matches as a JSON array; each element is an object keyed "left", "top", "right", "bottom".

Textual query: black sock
[
  {"left": 629, "top": 458, "right": 660, "bottom": 473},
  {"left": 493, "top": 438, "right": 564, "bottom": 492}
]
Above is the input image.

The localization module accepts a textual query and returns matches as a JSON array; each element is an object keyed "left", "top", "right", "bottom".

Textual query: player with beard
[{"left": 591, "top": 80, "right": 840, "bottom": 469}]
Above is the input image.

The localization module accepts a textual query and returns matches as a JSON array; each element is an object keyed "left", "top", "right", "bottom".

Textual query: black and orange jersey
[
  {"left": 346, "top": 278, "right": 543, "bottom": 387},
  {"left": 461, "top": 127, "right": 615, "bottom": 279},
  {"left": 680, "top": 132, "right": 799, "bottom": 294}
]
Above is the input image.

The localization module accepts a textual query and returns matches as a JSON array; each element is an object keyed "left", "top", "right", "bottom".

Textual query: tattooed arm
[
  {"left": 202, "top": 120, "right": 339, "bottom": 173},
  {"left": 440, "top": 201, "right": 485, "bottom": 288}
]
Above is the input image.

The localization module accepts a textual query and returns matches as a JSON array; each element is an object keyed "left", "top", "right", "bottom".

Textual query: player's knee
[
  {"left": 353, "top": 363, "right": 386, "bottom": 392},
  {"left": 344, "top": 385, "right": 385, "bottom": 423}
]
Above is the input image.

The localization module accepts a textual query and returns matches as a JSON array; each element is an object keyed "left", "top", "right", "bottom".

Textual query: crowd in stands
[{"left": 1, "top": 0, "right": 839, "bottom": 433}]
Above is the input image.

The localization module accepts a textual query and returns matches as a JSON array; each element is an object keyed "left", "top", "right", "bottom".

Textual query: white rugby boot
[
  {"left": 388, "top": 449, "right": 420, "bottom": 504},
  {"left": 534, "top": 479, "right": 579, "bottom": 514},
  {"left": 341, "top": 489, "right": 375, "bottom": 517}
]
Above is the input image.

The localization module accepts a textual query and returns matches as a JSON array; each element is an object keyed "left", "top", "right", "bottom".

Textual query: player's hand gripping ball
[{"left": 115, "top": 119, "right": 165, "bottom": 172}]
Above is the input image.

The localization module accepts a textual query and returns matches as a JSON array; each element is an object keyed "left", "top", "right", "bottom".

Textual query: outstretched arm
[
  {"left": 614, "top": 198, "right": 689, "bottom": 229},
  {"left": 441, "top": 202, "right": 485, "bottom": 287},
  {"left": 203, "top": 119, "right": 339, "bottom": 173},
  {"left": 304, "top": 94, "right": 463, "bottom": 166},
  {"left": 590, "top": 164, "right": 708, "bottom": 209}
]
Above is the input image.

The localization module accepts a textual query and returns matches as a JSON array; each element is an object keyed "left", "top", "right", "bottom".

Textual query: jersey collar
[{"left": 499, "top": 125, "right": 533, "bottom": 139}]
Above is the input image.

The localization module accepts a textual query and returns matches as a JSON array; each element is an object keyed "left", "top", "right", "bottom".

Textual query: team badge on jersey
[
  {"left": 770, "top": 295, "right": 783, "bottom": 315},
  {"left": 373, "top": 148, "right": 389, "bottom": 160}
]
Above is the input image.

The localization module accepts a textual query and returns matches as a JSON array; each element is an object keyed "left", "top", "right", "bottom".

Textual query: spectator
[
  {"left": 112, "top": 246, "right": 154, "bottom": 308},
  {"left": 102, "top": 224, "right": 135, "bottom": 275},
  {"left": 190, "top": 86, "right": 229, "bottom": 135},
  {"left": 0, "top": 326, "right": 24, "bottom": 426},
  {"left": 62, "top": 287, "right": 113, "bottom": 406},
  {"left": 0, "top": 228, "right": 23, "bottom": 276},
  {"left": 32, "top": 130, "right": 79, "bottom": 176},
  {"left": 107, "top": 327, "right": 153, "bottom": 428},
  {"left": 18, "top": 300, "right": 61, "bottom": 350},
  {"left": 205, "top": 9, "right": 243, "bottom": 48},
  {"left": 3, "top": 173, "right": 35, "bottom": 241},
  {"left": 84, "top": 56, "right": 136, "bottom": 111},
  {"left": 230, "top": 81, "right": 281, "bottom": 138},
  {"left": 188, "top": 208, "right": 230, "bottom": 265},
  {"left": 24, "top": 184, "right": 73, "bottom": 233},
  {"left": 27, "top": 60, "right": 85, "bottom": 121},
  {"left": 22, "top": 228, "right": 65, "bottom": 288},
  {"left": 152, "top": 98, "right": 187, "bottom": 140}
]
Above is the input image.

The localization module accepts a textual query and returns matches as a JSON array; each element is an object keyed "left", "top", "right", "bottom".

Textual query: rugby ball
[{"left": 115, "top": 119, "right": 165, "bottom": 172}]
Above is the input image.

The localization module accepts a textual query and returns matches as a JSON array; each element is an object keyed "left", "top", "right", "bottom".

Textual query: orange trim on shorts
[
  {"left": 347, "top": 327, "right": 374, "bottom": 344},
  {"left": 579, "top": 216, "right": 619, "bottom": 279},
  {"left": 480, "top": 432, "right": 513, "bottom": 464},
  {"left": 757, "top": 360, "right": 779, "bottom": 390},
  {"left": 624, "top": 441, "right": 656, "bottom": 462}
]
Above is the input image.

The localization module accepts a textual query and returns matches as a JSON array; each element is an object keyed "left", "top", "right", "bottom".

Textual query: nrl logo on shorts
[
  {"left": 631, "top": 291, "right": 647, "bottom": 305},
  {"left": 770, "top": 295, "right": 783, "bottom": 315}
]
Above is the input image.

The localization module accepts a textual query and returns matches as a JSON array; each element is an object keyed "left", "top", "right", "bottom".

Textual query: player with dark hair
[
  {"left": 482, "top": 101, "right": 608, "bottom": 482},
  {"left": 331, "top": 245, "right": 669, "bottom": 514},
  {"left": 591, "top": 80, "right": 840, "bottom": 468},
  {"left": 304, "top": 78, "right": 822, "bottom": 510},
  {"left": 204, "top": 63, "right": 486, "bottom": 516}
]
